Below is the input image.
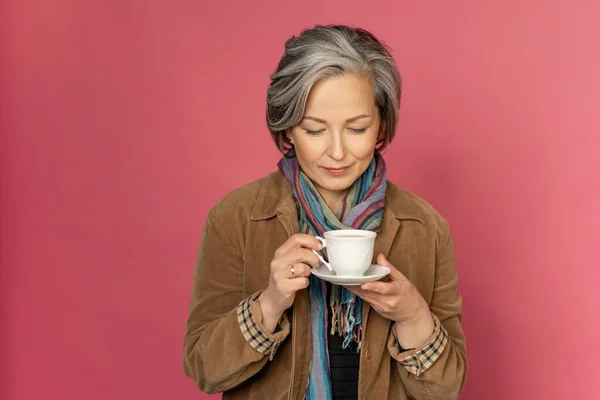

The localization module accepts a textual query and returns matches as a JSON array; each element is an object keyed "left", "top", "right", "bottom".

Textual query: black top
[{"left": 326, "top": 282, "right": 360, "bottom": 400}]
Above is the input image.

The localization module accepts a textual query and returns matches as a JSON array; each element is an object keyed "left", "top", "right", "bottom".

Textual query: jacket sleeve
[
  {"left": 183, "top": 209, "right": 290, "bottom": 394},
  {"left": 388, "top": 219, "right": 467, "bottom": 399}
]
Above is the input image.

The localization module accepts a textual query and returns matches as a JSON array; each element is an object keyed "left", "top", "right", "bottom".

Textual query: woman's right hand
[{"left": 258, "top": 234, "right": 322, "bottom": 332}]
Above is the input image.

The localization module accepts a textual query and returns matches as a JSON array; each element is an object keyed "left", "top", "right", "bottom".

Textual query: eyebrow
[{"left": 302, "top": 114, "right": 371, "bottom": 123}]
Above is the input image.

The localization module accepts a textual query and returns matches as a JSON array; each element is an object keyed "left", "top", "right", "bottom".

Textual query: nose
[{"left": 327, "top": 131, "right": 346, "bottom": 161}]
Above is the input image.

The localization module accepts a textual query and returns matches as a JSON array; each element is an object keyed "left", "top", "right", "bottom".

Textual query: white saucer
[{"left": 311, "top": 264, "right": 390, "bottom": 286}]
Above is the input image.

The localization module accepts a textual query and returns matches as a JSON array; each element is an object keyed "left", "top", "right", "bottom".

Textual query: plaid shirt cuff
[
  {"left": 237, "top": 292, "right": 290, "bottom": 361},
  {"left": 388, "top": 313, "right": 449, "bottom": 377}
]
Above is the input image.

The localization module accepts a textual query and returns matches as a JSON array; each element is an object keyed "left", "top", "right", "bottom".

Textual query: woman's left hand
[{"left": 345, "top": 253, "right": 435, "bottom": 348}]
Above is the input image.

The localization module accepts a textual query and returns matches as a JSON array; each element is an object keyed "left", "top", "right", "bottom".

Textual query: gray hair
[{"left": 266, "top": 25, "right": 402, "bottom": 153}]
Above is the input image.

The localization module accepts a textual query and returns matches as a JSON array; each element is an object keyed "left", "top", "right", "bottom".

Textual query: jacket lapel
[{"left": 362, "top": 193, "right": 402, "bottom": 326}]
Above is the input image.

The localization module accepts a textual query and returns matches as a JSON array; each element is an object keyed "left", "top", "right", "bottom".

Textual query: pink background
[{"left": 2, "top": 1, "right": 599, "bottom": 399}]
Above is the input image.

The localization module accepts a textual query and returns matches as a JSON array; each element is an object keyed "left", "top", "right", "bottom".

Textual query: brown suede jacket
[{"left": 183, "top": 171, "right": 467, "bottom": 400}]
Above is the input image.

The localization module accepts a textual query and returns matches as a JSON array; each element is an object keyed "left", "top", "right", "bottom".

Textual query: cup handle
[{"left": 312, "top": 237, "right": 332, "bottom": 271}]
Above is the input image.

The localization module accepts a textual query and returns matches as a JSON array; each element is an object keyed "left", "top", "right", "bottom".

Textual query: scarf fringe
[{"left": 330, "top": 285, "right": 362, "bottom": 352}]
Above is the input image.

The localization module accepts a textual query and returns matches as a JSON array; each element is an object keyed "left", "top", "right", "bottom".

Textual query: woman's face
[{"left": 287, "top": 74, "right": 381, "bottom": 209}]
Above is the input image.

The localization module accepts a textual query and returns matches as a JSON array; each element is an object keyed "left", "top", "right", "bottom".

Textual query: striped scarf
[{"left": 277, "top": 149, "right": 387, "bottom": 399}]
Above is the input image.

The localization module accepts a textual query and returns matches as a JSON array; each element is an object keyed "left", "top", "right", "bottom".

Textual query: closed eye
[
  {"left": 349, "top": 128, "right": 367, "bottom": 133},
  {"left": 304, "top": 129, "right": 324, "bottom": 135}
]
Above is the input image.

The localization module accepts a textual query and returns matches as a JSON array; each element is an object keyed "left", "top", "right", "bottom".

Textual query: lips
[
  {"left": 325, "top": 167, "right": 348, "bottom": 171},
  {"left": 323, "top": 166, "right": 350, "bottom": 175}
]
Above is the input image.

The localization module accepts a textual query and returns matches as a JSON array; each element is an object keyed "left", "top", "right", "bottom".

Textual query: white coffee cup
[{"left": 312, "top": 229, "right": 376, "bottom": 276}]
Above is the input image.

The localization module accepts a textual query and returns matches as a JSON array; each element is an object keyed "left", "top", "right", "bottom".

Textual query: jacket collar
[{"left": 250, "top": 171, "right": 427, "bottom": 226}]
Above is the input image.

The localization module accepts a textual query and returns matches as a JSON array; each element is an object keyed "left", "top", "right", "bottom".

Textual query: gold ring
[{"left": 290, "top": 266, "right": 296, "bottom": 278}]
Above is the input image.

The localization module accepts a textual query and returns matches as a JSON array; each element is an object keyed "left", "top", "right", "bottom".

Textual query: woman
[{"left": 183, "top": 25, "right": 467, "bottom": 400}]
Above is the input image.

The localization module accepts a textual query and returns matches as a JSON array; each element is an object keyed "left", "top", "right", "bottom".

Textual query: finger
[
  {"left": 288, "top": 263, "right": 311, "bottom": 279},
  {"left": 277, "top": 248, "right": 320, "bottom": 269},
  {"left": 275, "top": 234, "right": 323, "bottom": 257},
  {"left": 344, "top": 286, "right": 385, "bottom": 313},
  {"left": 344, "top": 285, "right": 363, "bottom": 297},
  {"left": 344, "top": 285, "right": 376, "bottom": 302},
  {"left": 361, "top": 281, "right": 396, "bottom": 295},
  {"left": 377, "top": 253, "right": 406, "bottom": 281}
]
